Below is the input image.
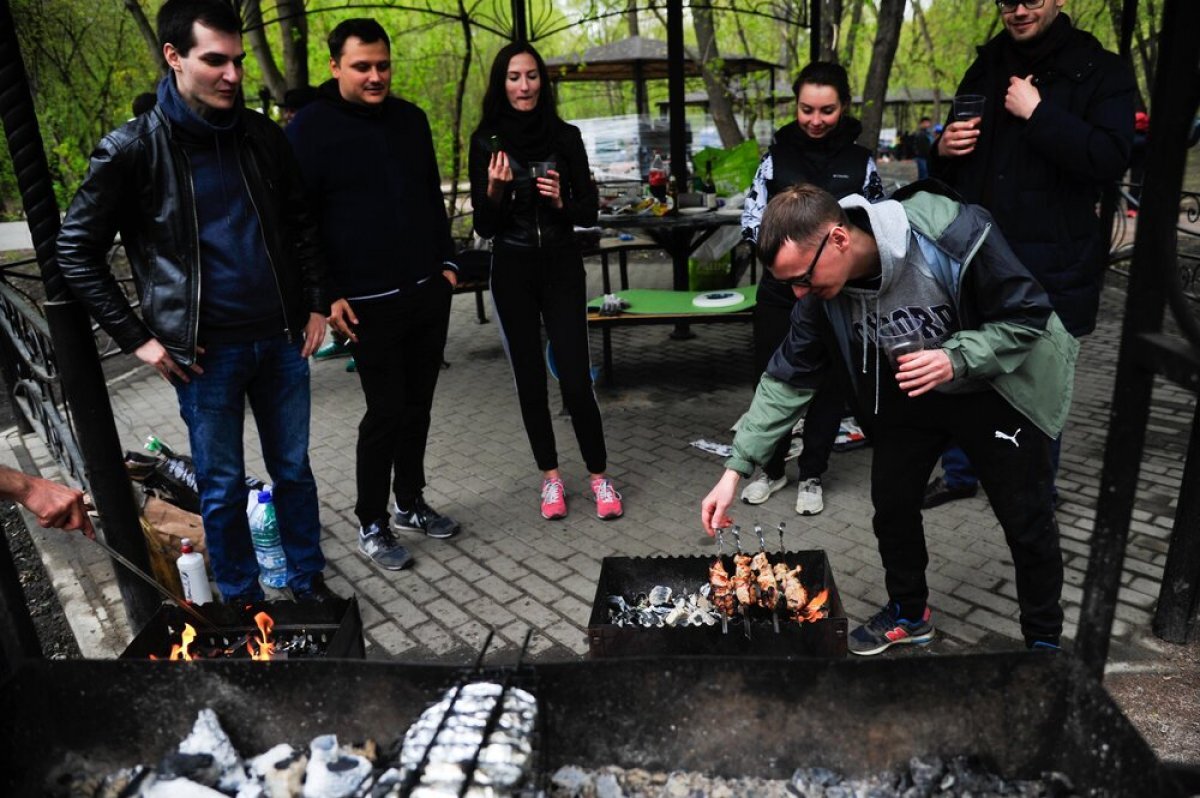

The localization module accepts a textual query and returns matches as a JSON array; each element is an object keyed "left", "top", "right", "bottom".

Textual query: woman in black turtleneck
[
  {"left": 469, "top": 42, "right": 622, "bottom": 523},
  {"left": 739, "top": 61, "right": 884, "bottom": 515}
]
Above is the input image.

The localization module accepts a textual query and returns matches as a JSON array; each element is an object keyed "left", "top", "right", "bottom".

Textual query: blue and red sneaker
[{"left": 848, "top": 602, "right": 935, "bottom": 656}]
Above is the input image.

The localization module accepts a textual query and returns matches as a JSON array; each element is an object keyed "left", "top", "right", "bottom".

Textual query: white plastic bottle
[{"left": 176, "top": 537, "right": 213, "bottom": 604}]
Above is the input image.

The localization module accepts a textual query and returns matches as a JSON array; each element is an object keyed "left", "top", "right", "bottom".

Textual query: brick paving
[{"left": 2, "top": 252, "right": 1192, "bottom": 669}]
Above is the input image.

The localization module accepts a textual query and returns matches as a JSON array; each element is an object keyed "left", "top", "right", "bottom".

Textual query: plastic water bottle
[
  {"left": 250, "top": 488, "right": 289, "bottom": 589},
  {"left": 176, "top": 537, "right": 213, "bottom": 605}
]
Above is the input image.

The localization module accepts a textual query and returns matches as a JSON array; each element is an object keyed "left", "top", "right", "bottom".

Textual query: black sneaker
[
  {"left": 294, "top": 573, "right": 341, "bottom": 603},
  {"left": 358, "top": 519, "right": 414, "bottom": 570},
  {"left": 922, "top": 476, "right": 978, "bottom": 509},
  {"left": 391, "top": 497, "right": 460, "bottom": 540},
  {"left": 849, "top": 602, "right": 935, "bottom": 656}
]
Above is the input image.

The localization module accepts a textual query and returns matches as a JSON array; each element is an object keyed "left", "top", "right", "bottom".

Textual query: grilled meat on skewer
[
  {"left": 779, "top": 565, "right": 808, "bottom": 620},
  {"left": 732, "top": 554, "right": 758, "bottom": 607},
  {"left": 751, "top": 551, "right": 779, "bottom": 610},
  {"left": 708, "top": 559, "right": 736, "bottom": 617}
]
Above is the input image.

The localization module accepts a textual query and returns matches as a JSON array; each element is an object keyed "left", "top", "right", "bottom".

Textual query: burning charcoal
[
  {"left": 178, "top": 709, "right": 249, "bottom": 793},
  {"left": 551, "top": 765, "right": 594, "bottom": 796},
  {"left": 906, "top": 755, "right": 944, "bottom": 793},
  {"left": 249, "top": 743, "right": 306, "bottom": 797},
  {"left": 303, "top": 734, "right": 372, "bottom": 798},
  {"left": 157, "top": 751, "right": 219, "bottom": 784},
  {"left": 648, "top": 585, "right": 672, "bottom": 606},
  {"left": 140, "top": 776, "right": 229, "bottom": 796}
]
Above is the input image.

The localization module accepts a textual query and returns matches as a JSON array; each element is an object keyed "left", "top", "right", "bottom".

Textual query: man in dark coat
[
  {"left": 924, "top": 0, "right": 1135, "bottom": 507},
  {"left": 287, "top": 18, "right": 461, "bottom": 572}
]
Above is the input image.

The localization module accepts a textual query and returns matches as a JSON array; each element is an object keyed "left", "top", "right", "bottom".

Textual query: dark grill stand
[
  {"left": 587, "top": 552, "right": 847, "bottom": 658},
  {"left": 1, "top": 655, "right": 1193, "bottom": 797},
  {"left": 119, "top": 597, "right": 365, "bottom": 660}
]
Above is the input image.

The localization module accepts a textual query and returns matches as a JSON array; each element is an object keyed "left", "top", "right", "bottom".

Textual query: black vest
[{"left": 765, "top": 138, "right": 870, "bottom": 202}]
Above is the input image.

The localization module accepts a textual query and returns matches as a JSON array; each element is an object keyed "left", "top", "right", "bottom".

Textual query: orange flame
[
  {"left": 246, "top": 611, "right": 275, "bottom": 660},
  {"left": 164, "top": 623, "right": 198, "bottom": 660}
]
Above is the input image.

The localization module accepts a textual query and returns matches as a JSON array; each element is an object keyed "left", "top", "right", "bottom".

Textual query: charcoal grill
[
  {"left": 0, "top": 654, "right": 1192, "bottom": 796},
  {"left": 588, "top": 552, "right": 847, "bottom": 658},
  {"left": 120, "top": 597, "right": 365, "bottom": 659}
]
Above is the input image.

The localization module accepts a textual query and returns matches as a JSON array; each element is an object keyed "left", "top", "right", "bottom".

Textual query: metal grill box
[{"left": 587, "top": 552, "right": 847, "bottom": 658}]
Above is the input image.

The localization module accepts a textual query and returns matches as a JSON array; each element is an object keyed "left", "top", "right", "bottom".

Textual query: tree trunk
[
  {"left": 693, "top": 2, "right": 744, "bottom": 148},
  {"left": 911, "top": 0, "right": 946, "bottom": 120},
  {"left": 123, "top": 0, "right": 167, "bottom": 76},
  {"left": 841, "top": 0, "right": 866, "bottom": 69},
  {"left": 278, "top": 0, "right": 308, "bottom": 90},
  {"left": 857, "top": 0, "right": 906, "bottom": 151},
  {"left": 627, "top": 0, "right": 639, "bottom": 36},
  {"left": 447, "top": 1, "right": 473, "bottom": 219},
  {"left": 819, "top": 0, "right": 843, "bottom": 63},
  {"left": 241, "top": 0, "right": 286, "bottom": 102}
]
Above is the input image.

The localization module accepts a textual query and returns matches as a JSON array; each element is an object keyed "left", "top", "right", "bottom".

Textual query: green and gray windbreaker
[{"left": 724, "top": 187, "right": 1079, "bottom": 477}]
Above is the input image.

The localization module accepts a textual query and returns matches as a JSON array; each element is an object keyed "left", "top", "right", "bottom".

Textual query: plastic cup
[
  {"left": 530, "top": 161, "right": 556, "bottom": 180},
  {"left": 878, "top": 318, "right": 925, "bottom": 370},
  {"left": 953, "top": 94, "right": 986, "bottom": 122}
]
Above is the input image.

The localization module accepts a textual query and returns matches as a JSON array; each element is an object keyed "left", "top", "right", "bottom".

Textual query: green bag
[{"left": 692, "top": 140, "right": 761, "bottom": 196}]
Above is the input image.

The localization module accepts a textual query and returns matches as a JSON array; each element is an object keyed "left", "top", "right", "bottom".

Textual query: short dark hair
[
  {"left": 157, "top": 0, "right": 241, "bottom": 56},
  {"left": 131, "top": 92, "right": 157, "bottom": 116},
  {"left": 791, "top": 61, "right": 852, "bottom": 106},
  {"left": 757, "top": 184, "right": 848, "bottom": 271},
  {"left": 328, "top": 18, "right": 390, "bottom": 60},
  {"left": 477, "top": 42, "right": 558, "bottom": 131}
]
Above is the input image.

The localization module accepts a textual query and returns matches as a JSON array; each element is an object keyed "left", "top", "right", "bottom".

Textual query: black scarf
[
  {"left": 317, "top": 78, "right": 385, "bottom": 119},
  {"left": 1001, "top": 12, "right": 1075, "bottom": 76},
  {"left": 773, "top": 115, "right": 864, "bottom": 176},
  {"left": 493, "top": 104, "right": 559, "bottom": 165}
]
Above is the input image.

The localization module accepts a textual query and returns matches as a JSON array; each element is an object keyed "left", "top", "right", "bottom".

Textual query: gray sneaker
[
  {"left": 358, "top": 520, "right": 413, "bottom": 570},
  {"left": 795, "top": 477, "right": 824, "bottom": 515},
  {"left": 392, "top": 497, "right": 460, "bottom": 540},
  {"left": 741, "top": 473, "right": 788, "bottom": 505}
]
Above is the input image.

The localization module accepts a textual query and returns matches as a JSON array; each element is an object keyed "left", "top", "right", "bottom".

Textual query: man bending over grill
[{"left": 701, "top": 182, "right": 1075, "bottom": 655}]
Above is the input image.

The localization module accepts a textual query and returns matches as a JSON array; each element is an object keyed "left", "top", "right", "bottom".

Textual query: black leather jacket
[
  {"left": 58, "top": 105, "right": 328, "bottom": 367},
  {"left": 469, "top": 121, "right": 598, "bottom": 250}
]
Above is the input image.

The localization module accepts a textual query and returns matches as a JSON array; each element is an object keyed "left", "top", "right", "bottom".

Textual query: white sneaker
[
  {"left": 741, "top": 474, "right": 788, "bottom": 505},
  {"left": 795, "top": 477, "right": 824, "bottom": 515}
]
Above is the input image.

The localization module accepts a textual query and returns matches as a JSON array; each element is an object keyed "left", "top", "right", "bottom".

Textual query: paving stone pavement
[{"left": 4, "top": 252, "right": 1193, "bottom": 669}]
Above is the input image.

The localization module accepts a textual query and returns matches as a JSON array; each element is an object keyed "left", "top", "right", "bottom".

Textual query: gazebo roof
[{"left": 545, "top": 35, "right": 779, "bottom": 81}]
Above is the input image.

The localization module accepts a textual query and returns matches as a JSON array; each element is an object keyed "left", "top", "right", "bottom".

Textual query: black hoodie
[{"left": 286, "top": 81, "right": 455, "bottom": 300}]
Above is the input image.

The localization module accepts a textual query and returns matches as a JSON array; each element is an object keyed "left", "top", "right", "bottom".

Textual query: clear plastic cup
[
  {"left": 878, "top": 318, "right": 925, "bottom": 370},
  {"left": 953, "top": 94, "right": 986, "bottom": 122}
]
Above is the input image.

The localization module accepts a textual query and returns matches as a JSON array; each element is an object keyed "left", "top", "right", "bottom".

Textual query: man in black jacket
[
  {"left": 924, "top": 0, "right": 1134, "bottom": 507},
  {"left": 287, "top": 18, "right": 460, "bottom": 572},
  {"left": 57, "top": 0, "right": 333, "bottom": 604}
]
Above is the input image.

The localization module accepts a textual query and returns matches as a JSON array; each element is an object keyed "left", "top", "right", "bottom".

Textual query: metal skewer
[
  {"left": 756, "top": 524, "right": 780, "bottom": 634},
  {"left": 714, "top": 527, "right": 728, "bottom": 635},
  {"left": 730, "top": 526, "right": 751, "bottom": 639},
  {"left": 777, "top": 521, "right": 786, "bottom": 556}
]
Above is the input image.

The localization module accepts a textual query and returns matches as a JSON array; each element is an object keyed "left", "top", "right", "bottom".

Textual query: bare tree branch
[
  {"left": 123, "top": 0, "right": 167, "bottom": 76},
  {"left": 241, "top": 0, "right": 287, "bottom": 101},
  {"left": 693, "top": 2, "right": 745, "bottom": 147},
  {"left": 858, "top": 0, "right": 906, "bottom": 150}
]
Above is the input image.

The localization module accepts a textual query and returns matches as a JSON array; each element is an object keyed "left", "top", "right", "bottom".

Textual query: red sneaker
[
  {"left": 591, "top": 477, "right": 624, "bottom": 520},
  {"left": 540, "top": 478, "right": 567, "bottom": 520}
]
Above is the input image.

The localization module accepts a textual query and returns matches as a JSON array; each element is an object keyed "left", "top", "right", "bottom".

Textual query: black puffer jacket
[
  {"left": 930, "top": 20, "right": 1134, "bottom": 336},
  {"left": 469, "top": 121, "right": 598, "bottom": 250},
  {"left": 58, "top": 103, "right": 328, "bottom": 367}
]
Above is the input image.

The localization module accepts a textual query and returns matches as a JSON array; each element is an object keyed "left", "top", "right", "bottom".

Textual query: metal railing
[{"left": 1109, "top": 182, "right": 1200, "bottom": 304}]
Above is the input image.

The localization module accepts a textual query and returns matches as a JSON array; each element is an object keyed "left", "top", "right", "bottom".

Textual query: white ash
[
  {"left": 606, "top": 588, "right": 721, "bottom": 628},
  {"left": 302, "top": 734, "right": 372, "bottom": 798},
  {"left": 549, "top": 757, "right": 1081, "bottom": 798},
  {"left": 249, "top": 743, "right": 306, "bottom": 798},
  {"left": 178, "top": 707, "right": 249, "bottom": 792}
]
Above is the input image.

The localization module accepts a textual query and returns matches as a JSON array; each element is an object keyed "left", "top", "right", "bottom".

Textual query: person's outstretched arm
[{"left": 0, "top": 466, "right": 94, "bottom": 538}]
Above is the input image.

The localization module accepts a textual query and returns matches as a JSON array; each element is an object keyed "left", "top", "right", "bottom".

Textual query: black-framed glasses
[
  {"left": 996, "top": 0, "right": 1046, "bottom": 12},
  {"left": 770, "top": 229, "right": 832, "bottom": 288}
]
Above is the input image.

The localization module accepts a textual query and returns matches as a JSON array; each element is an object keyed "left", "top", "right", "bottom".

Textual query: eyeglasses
[
  {"left": 770, "top": 229, "right": 832, "bottom": 288},
  {"left": 995, "top": 0, "right": 1046, "bottom": 12}
]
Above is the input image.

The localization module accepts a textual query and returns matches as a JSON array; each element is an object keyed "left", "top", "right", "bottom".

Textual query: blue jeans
[
  {"left": 174, "top": 335, "right": 324, "bottom": 600},
  {"left": 942, "top": 436, "right": 1063, "bottom": 489}
]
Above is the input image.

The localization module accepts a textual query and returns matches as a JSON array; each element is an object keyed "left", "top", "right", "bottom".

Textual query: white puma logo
[{"left": 994, "top": 428, "right": 1021, "bottom": 447}]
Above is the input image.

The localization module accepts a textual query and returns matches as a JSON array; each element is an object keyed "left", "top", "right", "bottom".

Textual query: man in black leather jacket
[
  {"left": 924, "top": 0, "right": 1134, "bottom": 508},
  {"left": 57, "top": 0, "right": 334, "bottom": 605}
]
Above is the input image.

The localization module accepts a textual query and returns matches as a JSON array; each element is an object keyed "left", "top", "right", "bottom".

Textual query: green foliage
[{"left": 2, "top": 0, "right": 1162, "bottom": 212}]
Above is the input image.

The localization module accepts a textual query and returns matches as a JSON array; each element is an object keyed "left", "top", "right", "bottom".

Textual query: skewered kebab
[{"left": 730, "top": 526, "right": 753, "bottom": 639}]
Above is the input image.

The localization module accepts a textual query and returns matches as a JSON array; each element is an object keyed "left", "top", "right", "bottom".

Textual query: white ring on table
[{"left": 692, "top": 290, "right": 745, "bottom": 308}]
